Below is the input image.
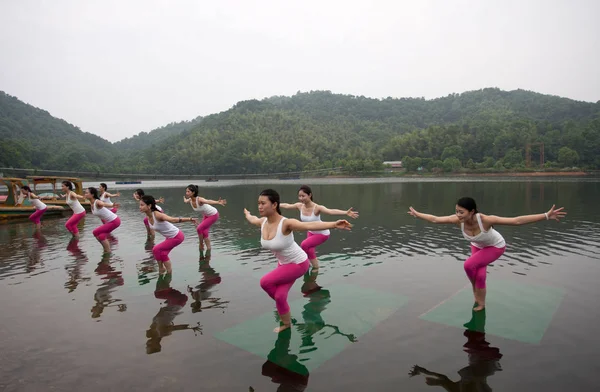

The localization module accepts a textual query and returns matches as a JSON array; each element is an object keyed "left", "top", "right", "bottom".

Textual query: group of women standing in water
[{"left": 20, "top": 181, "right": 566, "bottom": 332}]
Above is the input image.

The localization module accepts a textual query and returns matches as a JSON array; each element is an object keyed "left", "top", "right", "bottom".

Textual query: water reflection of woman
[
  {"left": 91, "top": 254, "right": 126, "bottom": 318},
  {"left": 146, "top": 273, "right": 201, "bottom": 354},
  {"left": 409, "top": 308, "right": 503, "bottom": 391},
  {"left": 259, "top": 328, "right": 310, "bottom": 392},
  {"left": 188, "top": 259, "right": 228, "bottom": 313},
  {"left": 137, "top": 238, "right": 158, "bottom": 286},
  {"left": 297, "top": 270, "right": 357, "bottom": 345},
  {"left": 27, "top": 230, "right": 48, "bottom": 272},
  {"left": 65, "top": 238, "right": 89, "bottom": 292}
]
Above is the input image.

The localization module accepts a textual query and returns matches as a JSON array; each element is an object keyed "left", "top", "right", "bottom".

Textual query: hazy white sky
[{"left": 1, "top": 0, "right": 598, "bottom": 142}]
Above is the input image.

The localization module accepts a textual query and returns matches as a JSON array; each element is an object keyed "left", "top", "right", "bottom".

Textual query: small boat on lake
[{"left": 0, "top": 177, "right": 66, "bottom": 221}]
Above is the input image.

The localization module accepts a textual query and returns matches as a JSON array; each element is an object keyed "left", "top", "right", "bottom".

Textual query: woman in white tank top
[
  {"left": 20, "top": 185, "right": 48, "bottom": 230},
  {"left": 134, "top": 188, "right": 165, "bottom": 238},
  {"left": 244, "top": 188, "right": 353, "bottom": 333},
  {"left": 280, "top": 185, "right": 359, "bottom": 269},
  {"left": 60, "top": 180, "right": 87, "bottom": 238},
  {"left": 408, "top": 196, "right": 566, "bottom": 311},
  {"left": 139, "top": 195, "right": 197, "bottom": 274},
  {"left": 183, "top": 184, "right": 227, "bottom": 258},
  {"left": 85, "top": 187, "right": 121, "bottom": 254},
  {"left": 99, "top": 183, "right": 120, "bottom": 214}
]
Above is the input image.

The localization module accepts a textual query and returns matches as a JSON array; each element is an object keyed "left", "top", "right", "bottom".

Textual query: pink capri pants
[{"left": 464, "top": 245, "right": 506, "bottom": 289}]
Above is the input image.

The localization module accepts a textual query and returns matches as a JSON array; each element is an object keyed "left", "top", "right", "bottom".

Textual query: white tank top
[
  {"left": 66, "top": 192, "right": 85, "bottom": 214},
  {"left": 191, "top": 197, "right": 217, "bottom": 216},
  {"left": 461, "top": 214, "right": 506, "bottom": 248},
  {"left": 261, "top": 217, "right": 307, "bottom": 265},
  {"left": 91, "top": 199, "right": 117, "bottom": 222},
  {"left": 29, "top": 194, "right": 47, "bottom": 210},
  {"left": 100, "top": 192, "right": 112, "bottom": 204},
  {"left": 300, "top": 205, "right": 330, "bottom": 235},
  {"left": 149, "top": 211, "right": 180, "bottom": 238}
]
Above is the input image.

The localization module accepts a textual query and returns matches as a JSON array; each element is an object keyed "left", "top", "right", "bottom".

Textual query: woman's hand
[
  {"left": 407, "top": 207, "right": 419, "bottom": 217},
  {"left": 158, "top": 197, "right": 165, "bottom": 204},
  {"left": 218, "top": 198, "right": 227, "bottom": 206},
  {"left": 334, "top": 219, "right": 353, "bottom": 230},
  {"left": 546, "top": 205, "right": 567, "bottom": 221},
  {"left": 346, "top": 207, "right": 359, "bottom": 219}
]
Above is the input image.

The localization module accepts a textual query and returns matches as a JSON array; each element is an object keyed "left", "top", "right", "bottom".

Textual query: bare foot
[
  {"left": 274, "top": 324, "right": 291, "bottom": 333},
  {"left": 473, "top": 304, "right": 485, "bottom": 311}
]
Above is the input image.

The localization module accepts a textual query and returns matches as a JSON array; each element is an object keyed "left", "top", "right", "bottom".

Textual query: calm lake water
[{"left": 1, "top": 178, "right": 599, "bottom": 391}]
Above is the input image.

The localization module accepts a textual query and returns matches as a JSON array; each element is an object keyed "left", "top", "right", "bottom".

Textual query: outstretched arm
[
  {"left": 407, "top": 207, "right": 459, "bottom": 224},
  {"left": 317, "top": 205, "right": 359, "bottom": 219},
  {"left": 284, "top": 218, "right": 352, "bottom": 233},
  {"left": 280, "top": 202, "right": 301, "bottom": 210},
  {"left": 197, "top": 196, "right": 227, "bottom": 206},
  {"left": 105, "top": 192, "right": 120, "bottom": 198},
  {"left": 155, "top": 211, "right": 197, "bottom": 224},
  {"left": 244, "top": 209, "right": 265, "bottom": 227},
  {"left": 482, "top": 204, "right": 566, "bottom": 226}
]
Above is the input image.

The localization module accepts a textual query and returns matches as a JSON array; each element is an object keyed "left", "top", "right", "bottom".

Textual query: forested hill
[
  {"left": 0, "top": 91, "right": 115, "bottom": 171},
  {"left": 1, "top": 88, "right": 599, "bottom": 175},
  {"left": 113, "top": 116, "right": 203, "bottom": 151},
  {"left": 114, "top": 88, "right": 600, "bottom": 174}
]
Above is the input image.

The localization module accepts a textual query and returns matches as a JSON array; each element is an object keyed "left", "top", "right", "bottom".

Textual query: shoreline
[{"left": 325, "top": 170, "right": 592, "bottom": 178}]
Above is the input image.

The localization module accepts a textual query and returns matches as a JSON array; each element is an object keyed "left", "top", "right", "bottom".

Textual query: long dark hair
[
  {"left": 141, "top": 195, "right": 159, "bottom": 211},
  {"left": 62, "top": 181, "right": 74, "bottom": 191},
  {"left": 100, "top": 183, "right": 108, "bottom": 191},
  {"left": 260, "top": 189, "right": 281, "bottom": 214},
  {"left": 135, "top": 188, "right": 145, "bottom": 197},
  {"left": 187, "top": 184, "right": 199, "bottom": 197},
  {"left": 456, "top": 197, "right": 479, "bottom": 214},
  {"left": 88, "top": 187, "right": 100, "bottom": 200},
  {"left": 21, "top": 185, "right": 32, "bottom": 193},
  {"left": 298, "top": 185, "right": 313, "bottom": 201}
]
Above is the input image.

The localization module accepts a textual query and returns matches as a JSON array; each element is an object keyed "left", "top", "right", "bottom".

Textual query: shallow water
[{"left": 1, "top": 178, "right": 599, "bottom": 391}]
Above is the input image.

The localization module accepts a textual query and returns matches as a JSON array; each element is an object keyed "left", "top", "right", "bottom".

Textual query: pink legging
[
  {"left": 93, "top": 217, "right": 121, "bottom": 241},
  {"left": 301, "top": 232, "right": 330, "bottom": 260},
  {"left": 196, "top": 213, "right": 219, "bottom": 238},
  {"left": 29, "top": 208, "right": 47, "bottom": 224},
  {"left": 260, "top": 259, "right": 310, "bottom": 314},
  {"left": 153, "top": 231, "right": 184, "bottom": 262},
  {"left": 65, "top": 211, "right": 86, "bottom": 235},
  {"left": 464, "top": 245, "right": 506, "bottom": 289}
]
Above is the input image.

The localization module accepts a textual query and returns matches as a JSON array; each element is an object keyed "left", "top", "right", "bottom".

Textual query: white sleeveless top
[
  {"left": 191, "top": 197, "right": 217, "bottom": 216},
  {"left": 29, "top": 194, "right": 47, "bottom": 210},
  {"left": 300, "top": 205, "right": 330, "bottom": 235},
  {"left": 461, "top": 214, "right": 506, "bottom": 248},
  {"left": 100, "top": 192, "right": 112, "bottom": 204},
  {"left": 91, "top": 199, "right": 117, "bottom": 222},
  {"left": 261, "top": 217, "right": 307, "bottom": 265},
  {"left": 148, "top": 211, "right": 180, "bottom": 238},
  {"left": 66, "top": 192, "right": 85, "bottom": 214}
]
